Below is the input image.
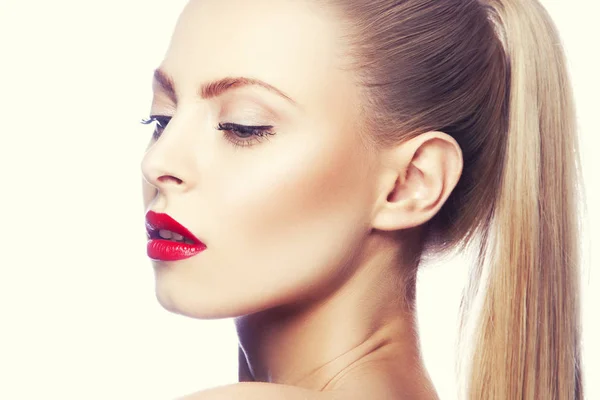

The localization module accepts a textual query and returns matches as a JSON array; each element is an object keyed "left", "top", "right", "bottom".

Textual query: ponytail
[
  {"left": 460, "top": 1, "right": 583, "bottom": 398},
  {"left": 327, "top": 0, "right": 584, "bottom": 397}
]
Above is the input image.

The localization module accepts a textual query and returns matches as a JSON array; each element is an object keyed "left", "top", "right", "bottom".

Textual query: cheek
[{"left": 206, "top": 129, "right": 372, "bottom": 306}]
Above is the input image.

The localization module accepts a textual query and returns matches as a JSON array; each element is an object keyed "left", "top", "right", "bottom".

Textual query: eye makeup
[
  {"left": 216, "top": 122, "right": 277, "bottom": 149},
  {"left": 216, "top": 85, "right": 297, "bottom": 120},
  {"left": 140, "top": 115, "right": 277, "bottom": 149}
]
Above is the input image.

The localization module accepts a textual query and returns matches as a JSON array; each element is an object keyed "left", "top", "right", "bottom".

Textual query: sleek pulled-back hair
[{"left": 322, "top": 0, "right": 583, "bottom": 398}]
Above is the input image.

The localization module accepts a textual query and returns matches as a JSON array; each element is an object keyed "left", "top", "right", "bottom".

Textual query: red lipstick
[{"left": 145, "top": 210, "right": 207, "bottom": 261}]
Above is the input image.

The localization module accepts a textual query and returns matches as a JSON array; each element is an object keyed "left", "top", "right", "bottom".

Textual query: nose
[{"left": 141, "top": 119, "right": 196, "bottom": 194}]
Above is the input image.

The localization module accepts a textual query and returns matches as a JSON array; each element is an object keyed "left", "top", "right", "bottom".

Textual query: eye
[
  {"left": 140, "top": 115, "right": 171, "bottom": 140},
  {"left": 216, "top": 122, "right": 277, "bottom": 149}
]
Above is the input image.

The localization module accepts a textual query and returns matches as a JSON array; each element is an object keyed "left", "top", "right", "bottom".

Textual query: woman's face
[{"left": 142, "top": 0, "right": 379, "bottom": 318}]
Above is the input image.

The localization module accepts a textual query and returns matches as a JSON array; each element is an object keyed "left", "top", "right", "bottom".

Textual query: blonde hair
[{"left": 324, "top": 0, "right": 584, "bottom": 398}]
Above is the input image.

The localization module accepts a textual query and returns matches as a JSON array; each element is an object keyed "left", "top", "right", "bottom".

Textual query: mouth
[{"left": 145, "top": 210, "right": 205, "bottom": 246}]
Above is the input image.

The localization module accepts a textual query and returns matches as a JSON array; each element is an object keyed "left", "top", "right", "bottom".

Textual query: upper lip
[{"left": 145, "top": 210, "right": 204, "bottom": 245}]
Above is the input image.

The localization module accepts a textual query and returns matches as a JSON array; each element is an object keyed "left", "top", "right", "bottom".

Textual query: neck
[{"left": 234, "top": 231, "right": 429, "bottom": 392}]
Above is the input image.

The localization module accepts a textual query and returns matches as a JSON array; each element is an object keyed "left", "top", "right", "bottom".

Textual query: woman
[{"left": 141, "top": 0, "right": 583, "bottom": 398}]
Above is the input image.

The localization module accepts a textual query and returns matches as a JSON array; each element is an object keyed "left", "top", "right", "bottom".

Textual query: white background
[{"left": 0, "top": 1, "right": 597, "bottom": 399}]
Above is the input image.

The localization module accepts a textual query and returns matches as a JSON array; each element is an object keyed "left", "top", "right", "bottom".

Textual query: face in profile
[{"left": 141, "top": 0, "right": 380, "bottom": 319}]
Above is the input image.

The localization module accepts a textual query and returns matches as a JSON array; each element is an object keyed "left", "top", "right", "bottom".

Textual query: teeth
[
  {"left": 158, "top": 229, "right": 172, "bottom": 239},
  {"left": 172, "top": 233, "right": 184, "bottom": 241},
  {"left": 157, "top": 229, "right": 195, "bottom": 244}
]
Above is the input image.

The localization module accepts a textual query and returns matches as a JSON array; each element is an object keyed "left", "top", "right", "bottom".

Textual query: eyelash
[{"left": 140, "top": 115, "right": 276, "bottom": 148}]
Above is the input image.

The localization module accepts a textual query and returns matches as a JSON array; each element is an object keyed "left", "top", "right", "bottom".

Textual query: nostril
[{"left": 158, "top": 175, "right": 183, "bottom": 184}]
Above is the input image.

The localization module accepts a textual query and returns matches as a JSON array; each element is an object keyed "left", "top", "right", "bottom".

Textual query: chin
[
  {"left": 154, "top": 289, "right": 237, "bottom": 320},
  {"left": 152, "top": 270, "right": 280, "bottom": 320},
  {"left": 153, "top": 281, "right": 231, "bottom": 320}
]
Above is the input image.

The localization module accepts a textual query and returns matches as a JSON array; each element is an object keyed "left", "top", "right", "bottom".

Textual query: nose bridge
[{"left": 140, "top": 113, "right": 199, "bottom": 192}]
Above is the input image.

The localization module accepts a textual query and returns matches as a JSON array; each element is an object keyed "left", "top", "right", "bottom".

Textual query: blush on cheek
[
  {"left": 222, "top": 126, "right": 366, "bottom": 238},
  {"left": 210, "top": 132, "right": 369, "bottom": 291}
]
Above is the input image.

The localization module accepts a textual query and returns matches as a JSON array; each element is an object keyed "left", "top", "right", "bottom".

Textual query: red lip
[{"left": 145, "top": 210, "right": 207, "bottom": 261}]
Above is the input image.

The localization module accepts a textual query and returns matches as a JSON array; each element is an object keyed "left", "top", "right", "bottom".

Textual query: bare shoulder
[
  {"left": 327, "top": 359, "right": 440, "bottom": 400},
  {"left": 176, "top": 360, "right": 438, "bottom": 400},
  {"left": 176, "top": 382, "right": 343, "bottom": 400}
]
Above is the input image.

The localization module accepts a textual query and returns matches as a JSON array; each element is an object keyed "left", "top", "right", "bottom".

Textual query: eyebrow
[{"left": 153, "top": 68, "right": 299, "bottom": 107}]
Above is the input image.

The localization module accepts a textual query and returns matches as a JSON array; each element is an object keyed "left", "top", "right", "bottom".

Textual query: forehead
[{"left": 160, "top": 0, "right": 353, "bottom": 108}]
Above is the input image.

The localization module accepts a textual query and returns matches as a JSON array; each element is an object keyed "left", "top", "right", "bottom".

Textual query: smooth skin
[{"left": 141, "top": 0, "right": 463, "bottom": 399}]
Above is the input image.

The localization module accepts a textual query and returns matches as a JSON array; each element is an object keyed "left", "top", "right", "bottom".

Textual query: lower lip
[{"left": 147, "top": 239, "right": 207, "bottom": 261}]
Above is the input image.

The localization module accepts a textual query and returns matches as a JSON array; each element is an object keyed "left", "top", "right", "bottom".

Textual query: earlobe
[{"left": 371, "top": 131, "right": 463, "bottom": 231}]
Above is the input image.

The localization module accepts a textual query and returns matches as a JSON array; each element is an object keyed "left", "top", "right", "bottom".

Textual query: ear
[{"left": 371, "top": 131, "right": 463, "bottom": 231}]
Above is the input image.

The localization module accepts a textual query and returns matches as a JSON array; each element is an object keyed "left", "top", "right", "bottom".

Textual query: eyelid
[
  {"left": 217, "top": 122, "right": 277, "bottom": 149},
  {"left": 218, "top": 122, "right": 274, "bottom": 131},
  {"left": 219, "top": 94, "right": 284, "bottom": 122}
]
